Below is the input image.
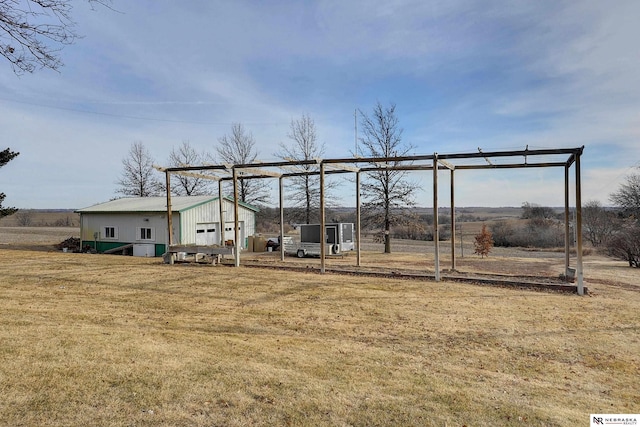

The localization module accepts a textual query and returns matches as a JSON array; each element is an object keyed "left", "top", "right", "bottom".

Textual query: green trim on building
[
  {"left": 177, "top": 195, "right": 260, "bottom": 213},
  {"left": 226, "top": 196, "right": 260, "bottom": 213},
  {"left": 177, "top": 197, "right": 218, "bottom": 212},
  {"left": 81, "top": 240, "right": 130, "bottom": 253},
  {"left": 155, "top": 244, "right": 166, "bottom": 257},
  {"left": 81, "top": 241, "right": 166, "bottom": 257}
]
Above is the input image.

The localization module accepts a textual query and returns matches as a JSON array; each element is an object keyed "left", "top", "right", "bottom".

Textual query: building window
[
  {"left": 104, "top": 226, "right": 117, "bottom": 239},
  {"left": 138, "top": 227, "right": 154, "bottom": 241}
]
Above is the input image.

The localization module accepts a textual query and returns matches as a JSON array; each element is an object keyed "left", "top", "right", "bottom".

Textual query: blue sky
[{"left": 1, "top": 0, "right": 639, "bottom": 209}]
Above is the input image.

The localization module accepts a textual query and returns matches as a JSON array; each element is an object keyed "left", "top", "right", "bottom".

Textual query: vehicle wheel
[{"left": 297, "top": 249, "right": 305, "bottom": 258}]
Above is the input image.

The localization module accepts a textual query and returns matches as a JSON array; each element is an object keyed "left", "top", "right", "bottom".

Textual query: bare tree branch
[
  {"left": 167, "top": 141, "right": 212, "bottom": 196},
  {"left": 606, "top": 167, "right": 640, "bottom": 267},
  {"left": 0, "top": 0, "right": 111, "bottom": 74},
  {"left": 582, "top": 200, "right": 619, "bottom": 247},
  {"left": 275, "top": 114, "right": 339, "bottom": 224},
  {"left": 609, "top": 168, "right": 640, "bottom": 219},
  {"left": 216, "top": 123, "right": 271, "bottom": 206},
  {"left": 115, "top": 141, "right": 163, "bottom": 197}
]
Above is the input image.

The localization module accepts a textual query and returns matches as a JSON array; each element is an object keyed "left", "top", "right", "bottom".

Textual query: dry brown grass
[
  {"left": 0, "top": 228, "right": 639, "bottom": 426},
  {"left": 0, "top": 226, "right": 78, "bottom": 250}
]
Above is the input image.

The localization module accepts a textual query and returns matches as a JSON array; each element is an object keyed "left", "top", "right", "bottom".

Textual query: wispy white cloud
[{"left": 1, "top": 0, "right": 638, "bottom": 208}]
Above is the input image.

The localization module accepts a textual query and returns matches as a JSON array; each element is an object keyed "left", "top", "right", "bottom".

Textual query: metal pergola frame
[{"left": 157, "top": 146, "right": 586, "bottom": 295}]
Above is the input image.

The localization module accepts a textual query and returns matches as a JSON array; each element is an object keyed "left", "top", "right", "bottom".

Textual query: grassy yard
[{"left": 0, "top": 247, "right": 638, "bottom": 426}]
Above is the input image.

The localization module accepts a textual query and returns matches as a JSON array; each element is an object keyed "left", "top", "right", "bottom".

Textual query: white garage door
[{"left": 195, "top": 223, "right": 219, "bottom": 246}]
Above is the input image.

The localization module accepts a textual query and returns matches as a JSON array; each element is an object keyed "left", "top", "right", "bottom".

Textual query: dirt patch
[{"left": 243, "top": 244, "right": 638, "bottom": 293}]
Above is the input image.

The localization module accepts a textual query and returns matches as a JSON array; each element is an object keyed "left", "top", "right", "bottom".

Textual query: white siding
[
  {"left": 178, "top": 200, "right": 220, "bottom": 244},
  {"left": 80, "top": 212, "right": 170, "bottom": 246},
  {"left": 79, "top": 197, "right": 256, "bottom": 253},
  {"left": 238, "top": 204, "right": 256, "bottom": 237},
  {"left": 178, "top": 198, "right": 256, "bottom": 246}
]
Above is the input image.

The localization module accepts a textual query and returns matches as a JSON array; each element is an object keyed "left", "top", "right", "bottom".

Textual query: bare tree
[
  {"left": 1, "top": 147, "right": 19, "bottom": 218},
  {"left": 217, "top": 123, "right": 271, "bottom": 206},
  {"left": 358, "top": 102, "right": 419, "bottom": 253},
  {"left": 610, "top": 168, "right": 640, "bottom": 219},
  {"left": 521, "top": 202, "right": 559, "bottom": 220},
  {"left": 606, "top": 168, "right": 640, "bottom": 267},
  {"left": 607, "top": 218, "right": 640, "bottom": 267},
  {"left": 167, "top": 141, "right": 212, "bottom": 196},
  {"left": 276, "top": 114, "right": 338, "bottom": 224},
  {"left": 582, "top": 200, "right": 619, "bottom": 247},
  {"left": 0, "top": 0, "right": 110, "bottom": 74},
  {"left": 116, "top": 141, "right": 163, "bottom": 197},
  {"left": 15, "top": 209, "right": 33, "bottom": 226}
]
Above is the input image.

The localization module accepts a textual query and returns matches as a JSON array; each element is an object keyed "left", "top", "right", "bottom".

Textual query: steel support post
[
  {"left": 320, "top": 162, "right": 326, "bottom": 273},
  {"left": 450, "top": 169, "right": 456, "bottom": 270},
  {"left": 433, "top": 155, "right": 440, "bottom": 281},
  {"left": 575, "top": 154, "right": 584, "bottom": 295},
  {"left": 279, "top": 176, "right": 285, "bottom": 261},
  {"left": 165, "top": 171, "right": 174, "bottom": 264},
  {"left": 564, "top": 165, "right": 570, "bottom": 276},
  {"left": 356, "top": 171, "right": 361, "bottom": 267},
  {"left": 233, "top": 167, "right": 240, "bottom": 267},
  {"left": 219, "top": 180, "right": 225, "bottom": 247}
]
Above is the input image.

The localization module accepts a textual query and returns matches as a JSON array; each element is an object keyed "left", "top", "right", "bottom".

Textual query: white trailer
[{"left": 284, "top": 223, "right": 355, "bottom": 258}]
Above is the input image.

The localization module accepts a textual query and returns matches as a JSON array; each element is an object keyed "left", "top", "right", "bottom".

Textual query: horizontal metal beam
[
  {"left": 437, "top": 159, "right": 455, "bottom": 170},
  {"left": 329, "top": 154, "right": 435, "bottom": 164},
  {"left": 164, "top": 164, "right": 228, "bottom": 172},
  {"left": 171, "top": 170, "right": 223, "bottom": 181},
  {"left": 156, "top": 146, "right": 584, "bottom": 175},
  {"left": 455, "top": 162, "right": 567, "bottom": 170},
  {"left": 235, "top": 166, "right": 282, "bottom": 178},
  {"left": 438, "top": 147, "right": 582, "bottom": 161},
  {"left": 324, "top": 163, "right": 361, "bottom": 173},
  {"left": 234, "top": 159, "right": 319, "bottom": 169}
]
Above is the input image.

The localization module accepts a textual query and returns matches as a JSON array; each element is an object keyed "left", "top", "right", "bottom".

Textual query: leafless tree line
[
  {"left": 584, "top": 170, "right": 640, "bottom": 267},
  {"left": 115, "top": 103, "right": 421, "bottom": 254},
  {"left": 490, "top": 173, "right": 640, "bottom": 268},
  {"left": 114, "top": 116, "right": 327, "bottom": 210}
]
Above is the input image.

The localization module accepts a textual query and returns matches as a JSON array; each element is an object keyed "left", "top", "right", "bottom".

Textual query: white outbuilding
[{"left": 76, "top": 196, "right": 258, "bottom": 256}]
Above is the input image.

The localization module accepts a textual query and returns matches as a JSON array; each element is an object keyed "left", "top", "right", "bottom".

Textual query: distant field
[
  {"left": 0, "top": 206, "right": 531, "bottom": 228},
  {"left": 0, "top": 227, "right": 638, "bottom": 426},
  {"left": 0, "top": 226, "right": 79, "bottom": 250},
  {"left": 0, "top": 210, "right": 79, "bottom": 227}
]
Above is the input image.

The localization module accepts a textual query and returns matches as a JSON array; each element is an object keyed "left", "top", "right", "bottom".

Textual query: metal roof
[{"left": 76, "top": 196, "right": 258, "bottom": 213}]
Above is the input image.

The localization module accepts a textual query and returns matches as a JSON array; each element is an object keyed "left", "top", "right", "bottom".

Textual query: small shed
[{"left": 76, "top": 196, "right": 258, "bottom": 256}]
